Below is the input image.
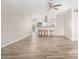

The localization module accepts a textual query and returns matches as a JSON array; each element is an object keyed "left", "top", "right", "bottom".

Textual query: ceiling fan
[{"left": 47, "top": 0, "right": 62, "bottom": 10}]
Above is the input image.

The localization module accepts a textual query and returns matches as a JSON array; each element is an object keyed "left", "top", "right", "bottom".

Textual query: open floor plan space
[
  {"left": 1, "top": 36, "right": 78, "bottom": 59},
  {"left": 1, "top": 0, "right": 78, "bottom": 59}
]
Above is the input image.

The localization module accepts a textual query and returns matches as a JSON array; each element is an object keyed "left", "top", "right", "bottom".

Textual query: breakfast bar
[{"left": 37, "top": 26, "right": 55, "bottom": 37}]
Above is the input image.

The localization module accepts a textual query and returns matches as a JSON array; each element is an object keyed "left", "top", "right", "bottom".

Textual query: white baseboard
[
  {"left": 64, "top": 36, "right": 71, "bottom": 40},
  {"left": 1, "top": 33, "right": 32, "bottom": 48},
  {"left": 53, "top": 35, "right": 64, "bottom": 36},
  {"left": 64, "top": 36, "right": 78, "bottom": 42},
  {"left": 71, "top": 39, "right": 78, "bottom": 41}
]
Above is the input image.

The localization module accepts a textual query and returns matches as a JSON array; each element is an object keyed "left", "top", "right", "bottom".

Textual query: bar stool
[
  {"left": 41, "top": 30, "right": 44, "bottom": 37},
  {"left": 50, "top": 30, "right": 54, "bottom": 37},
  {"left": 45, "top": 30, "right": 48, "bottom": 37},
  {"left": 40, "top": 30, "right": 42, "bottom": 37},
  {"left": 43, "top": 30, "right": 45, "bottom": 37},
  {"left": 38, "top": 30, "right": 42, "bottom": 37}
]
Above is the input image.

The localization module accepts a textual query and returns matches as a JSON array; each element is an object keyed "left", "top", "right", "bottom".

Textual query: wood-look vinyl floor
[{"left": 1, "top": 36, "right": 78, "bottom": 59}]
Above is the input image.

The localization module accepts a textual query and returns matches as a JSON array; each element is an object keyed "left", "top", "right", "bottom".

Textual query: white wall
[
  {"left": 71, "top": 11, "right": 78, "bottom": 41},
  {"left": 1, "top": 0, "right": 32, "bottom": 47},
  {"left": 54, "top": 14, "right": 65, "bottom": 36},
  {"left": 64, "top": 10, "right": 72, "bottom": 40},
  {"left": 64, "top": 9, "right": 78, "bottom": 41}
]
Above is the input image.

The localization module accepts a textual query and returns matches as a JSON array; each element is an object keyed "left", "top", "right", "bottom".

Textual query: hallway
[{"left": 1, "top": 36, "right": 77, "bottom": 59}]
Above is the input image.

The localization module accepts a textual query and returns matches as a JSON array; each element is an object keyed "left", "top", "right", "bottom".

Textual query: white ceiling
[{"left": 5, "top": 0, "right": 78, "bottom": 15}]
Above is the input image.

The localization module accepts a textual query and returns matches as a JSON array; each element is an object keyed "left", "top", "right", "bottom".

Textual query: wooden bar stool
[
  {"left": 50, "top": 30, "right": 54, "bottom": 37},
  {"left": 45, "top": 30, "right": 48, "bottom": 37},
  {"left": 40, "top": 30, "right": 42, "bottom": 37},
  {"left": 43, "top": 30, "right": 45, "bottom": 37},
  {"left": 42, "top": 30, "right": 44, "bottom": 37}
]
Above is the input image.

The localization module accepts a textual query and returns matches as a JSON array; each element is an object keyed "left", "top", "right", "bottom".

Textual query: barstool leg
[{"left": 50, "top": 30, "right": 52, "bottom": 37}]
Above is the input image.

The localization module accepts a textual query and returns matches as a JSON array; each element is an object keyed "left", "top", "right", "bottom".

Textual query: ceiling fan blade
[
  {"left": 53, "top": 4, "right": 62, "bottom": 7},
  {"left": 54, "top": 8, "right": 58, "bottom": 10}
]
